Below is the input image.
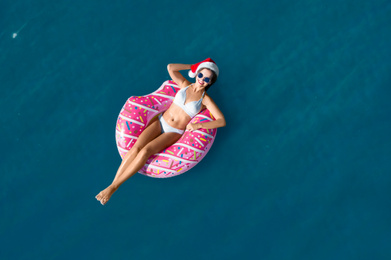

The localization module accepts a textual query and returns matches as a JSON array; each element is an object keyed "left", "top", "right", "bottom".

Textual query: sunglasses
[{"left": 197, "top": 72, "right": 211, "bottom": 84}]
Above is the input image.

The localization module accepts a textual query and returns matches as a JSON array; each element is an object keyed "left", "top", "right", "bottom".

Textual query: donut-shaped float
[{"left": 115, "top": 80, "right": 217, "bottom": 178}]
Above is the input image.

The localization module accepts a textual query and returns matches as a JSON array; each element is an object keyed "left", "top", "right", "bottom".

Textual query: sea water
[{"left": 1, "top": 0, "right": 391, "bottom": 259}]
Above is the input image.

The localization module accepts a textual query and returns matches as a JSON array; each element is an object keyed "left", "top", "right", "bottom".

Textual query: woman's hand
[{"left": 186, "top": 123, "right": 201, "bottom": 132}]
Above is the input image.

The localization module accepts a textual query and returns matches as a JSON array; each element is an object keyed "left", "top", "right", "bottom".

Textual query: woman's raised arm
[{"left": 167, "top": 63, "right": 191, "bottom": 88}]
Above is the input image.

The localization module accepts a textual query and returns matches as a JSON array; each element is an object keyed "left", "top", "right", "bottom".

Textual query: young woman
[{"left": 96, "top": 58, "right": 226, "bottom": 205}]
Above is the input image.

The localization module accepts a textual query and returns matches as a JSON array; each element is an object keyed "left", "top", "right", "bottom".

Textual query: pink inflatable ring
[{"left": 115, "top": 80, "right": 217, "bottom": 178}]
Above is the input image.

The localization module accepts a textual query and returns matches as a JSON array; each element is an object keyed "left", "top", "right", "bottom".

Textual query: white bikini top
[{"left": 173, "top": 85, "right": 205, "bottom": 118}]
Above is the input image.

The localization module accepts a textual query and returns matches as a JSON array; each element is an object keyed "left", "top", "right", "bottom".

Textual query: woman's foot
[{"left": 95, "top": 185, "right": 118, "bottom": 205}]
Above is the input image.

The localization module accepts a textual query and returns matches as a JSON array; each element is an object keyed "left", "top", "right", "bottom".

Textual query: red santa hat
[{"left": 188, "top": 58, "right": 219, "bottom": 78}]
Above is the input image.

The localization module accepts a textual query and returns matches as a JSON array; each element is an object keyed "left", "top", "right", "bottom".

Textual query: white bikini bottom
[{"left": 158, "top": 114, "right": 184, "bottom": 135}]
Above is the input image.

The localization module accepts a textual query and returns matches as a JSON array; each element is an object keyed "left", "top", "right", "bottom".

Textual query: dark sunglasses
[{"left": 197, "top": 72, "right": 211, "bottom": 83}]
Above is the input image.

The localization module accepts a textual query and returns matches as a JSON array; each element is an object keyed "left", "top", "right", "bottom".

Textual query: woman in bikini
[{"left": 96, "top": 58, "right": 226, "bottom": 205}]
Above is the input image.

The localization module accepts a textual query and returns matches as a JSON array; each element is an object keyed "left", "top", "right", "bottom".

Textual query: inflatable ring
[{"left": 115, "top": 80, "right": 217, "bottom": 178}]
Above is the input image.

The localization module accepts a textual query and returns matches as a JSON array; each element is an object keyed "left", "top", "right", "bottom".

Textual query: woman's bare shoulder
[
  {"left": 177, "top": 79, "right": 191, "bottom": 89},
  {"left": 202, "top": 93, "right": 214, "bottom": 103}
]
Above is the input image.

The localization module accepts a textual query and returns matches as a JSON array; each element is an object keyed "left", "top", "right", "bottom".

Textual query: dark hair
[{"left": 197, "top": 68, "right": 217, "bottom": 91}]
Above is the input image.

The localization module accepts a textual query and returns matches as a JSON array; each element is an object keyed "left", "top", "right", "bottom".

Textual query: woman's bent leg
[
  {"left": 112, "top": 116, "right": 160, "bottom": 183},
  {"left": 96, "top": 131, "right": 181, "bottom": 205},
  {"left": 111, "top": 132, "right": 181, "bottom": 190},
  {"left": 96, "top": 117, "right": 161, "bottom": 205}
]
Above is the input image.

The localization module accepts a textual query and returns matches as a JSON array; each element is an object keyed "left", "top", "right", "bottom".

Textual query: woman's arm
[
  {"left": 167, "top": 63, "right": 191, "bottom": 88},
  {"left": 186, "top": 95, "right": 226, "bottom": 131}
]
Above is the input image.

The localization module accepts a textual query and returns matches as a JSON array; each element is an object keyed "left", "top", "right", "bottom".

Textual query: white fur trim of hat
[{"left": 188, "top": 58, "right": 219, "bottom": 78}]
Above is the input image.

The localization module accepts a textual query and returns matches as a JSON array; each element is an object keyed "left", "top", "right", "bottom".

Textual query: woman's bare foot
[{"left": 95, "top": 185, "right": 118, "bottom": 205}]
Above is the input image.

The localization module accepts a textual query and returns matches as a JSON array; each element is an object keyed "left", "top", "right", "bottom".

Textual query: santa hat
[{"left": 188, "top": 58, "right": 219, "bottom": 78}]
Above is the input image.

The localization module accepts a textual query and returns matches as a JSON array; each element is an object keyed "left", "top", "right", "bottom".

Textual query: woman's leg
[
  {"left": 112, "top": 116, "right": 160, "bottom": 183},
  {"left": 112, "top": 132, "right": 181, "bottom": 188},
  {"left": 96, "top": 131, "right": 181, "bottom": 205},
  {"left": 95, "top": 116, "right": 161, "bottom": 204}
]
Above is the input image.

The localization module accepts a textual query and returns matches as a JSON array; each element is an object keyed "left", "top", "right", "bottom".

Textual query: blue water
[{"left": 1, "top": 0, "right": 391, "bottom": 259}]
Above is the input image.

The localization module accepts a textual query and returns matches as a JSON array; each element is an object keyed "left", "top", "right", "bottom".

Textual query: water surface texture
[{"left": 1, "top": 0, "right": 391, "bottom": 259}]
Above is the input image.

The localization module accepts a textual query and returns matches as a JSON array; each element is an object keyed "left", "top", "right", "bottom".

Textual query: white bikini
[
  {"left": 159, "top": 85, "right": 205, "bottom": 134},
  {"left": 173, "top": 85, "right": 205, "bottom": 118}
]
